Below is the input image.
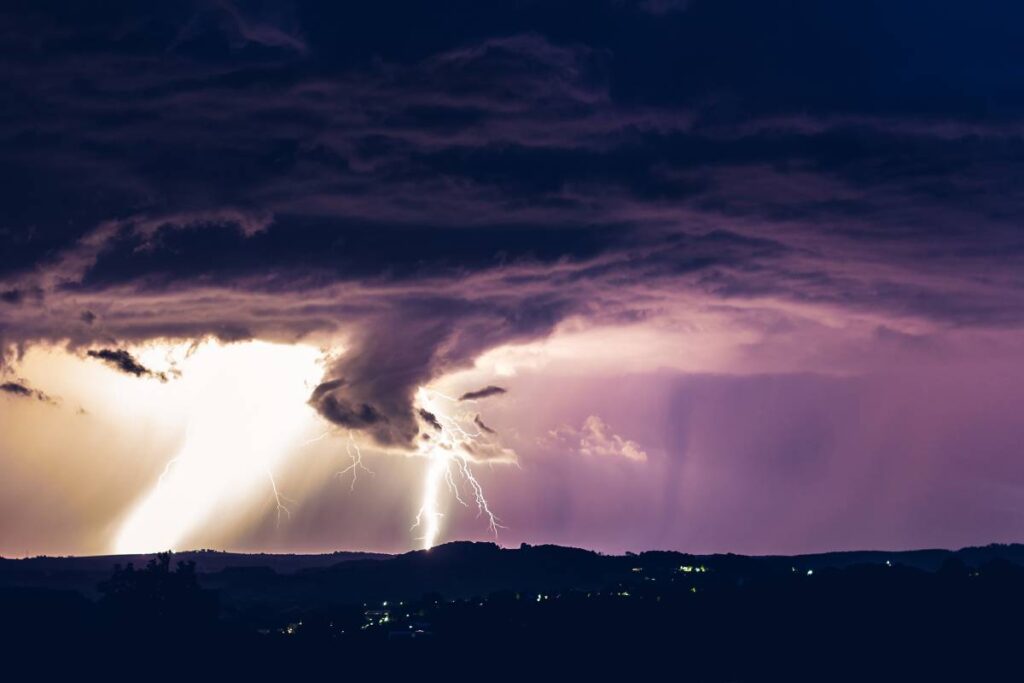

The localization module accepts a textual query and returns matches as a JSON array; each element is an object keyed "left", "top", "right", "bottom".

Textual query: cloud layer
[{"left": 2, "top": 1, "right": 1024, "bottom": 553}]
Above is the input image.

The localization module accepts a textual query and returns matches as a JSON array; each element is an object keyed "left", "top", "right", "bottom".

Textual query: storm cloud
[
  {"left": 86, "top": 349, "right": 167, "bottom": 381},
  {"left": 1, "top": 0, "right": 1023, "bottom": 457},
  {"left": 417, "top": 408, "right": 442, "bottom": 432},
  {"left": 309, "top": 299, "right": 566, "bottom": 446},
  {"left": 1, "top": 380, "right": 55, "bottom": 405},
  {"left": 474, "top": 415, "right": 497, "bottom": 435},
  {"left": 460, "top": 386, "right": 508, "bottom": 402}
]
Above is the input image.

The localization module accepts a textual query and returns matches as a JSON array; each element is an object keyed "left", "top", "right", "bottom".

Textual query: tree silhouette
[{"left": 98, "top": 552, "right": 218, "bottom": 633}]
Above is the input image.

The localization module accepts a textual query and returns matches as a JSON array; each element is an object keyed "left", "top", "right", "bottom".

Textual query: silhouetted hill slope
[
  {"left": 4, "top": 541, "right": 1024, "bottom": 604},
  {"left": 0, "top": 549, "right": 385, "bottom": 596},
  {"left": 234, "top": 540, "right": 1024, "bottom": 604},
  {"left": 1, "top": 548, "right": 386, "bottom": 572}
]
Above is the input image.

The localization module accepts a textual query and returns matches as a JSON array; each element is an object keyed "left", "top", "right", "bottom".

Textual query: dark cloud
[
  {"left": 1, "top": 381, "right": 33, "bottom": 397},
  {"left": 313, "top": 394, "right": 386, "bottom": 430},
  {"left": 310, "top": 297, "right": 567, "bottom": 447},
  {"left": 308, "top": 378, "right": 391, "bottom": 434},
  {"left": 418, "top": 408, "right": 442, "bottom": 432},
  {"left": 79, "top": 310, "right": 96, "bottom": 325},
  {"left": 86, "top": 349, "right": 167, "bottom": 381},
  {"left": 309, "top": 378, "right": 345, "bottom": 402},
  {"left": 459, "top": 385, "right": 508, "bottom": 401},
  {"left": 1, "top": 380, "right": 55, "bottom": 404},
  {"left": 474, "top": 414, "right": 496, "bottom": 434}
]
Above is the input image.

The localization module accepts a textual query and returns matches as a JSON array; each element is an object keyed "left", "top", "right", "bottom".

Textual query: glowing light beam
[{"left": 113, "top": 340, "right": 322, "bottom": 554}]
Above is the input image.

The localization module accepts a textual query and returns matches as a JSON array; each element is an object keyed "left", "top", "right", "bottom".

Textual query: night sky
[{"left": 2, "top": 1, "right": 1024, "bottom": 557}]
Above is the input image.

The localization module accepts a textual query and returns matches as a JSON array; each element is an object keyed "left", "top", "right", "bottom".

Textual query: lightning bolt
[
  {"left": 410, "top": 387, "right": 509, "bottom": 549},
  {"left": 157, "top": 456, "right": 181, "bottom": 486},
  {"left": 308, "top": 388, "right": 512, "bottom": 551},
  {"left": 302, "top": 429, "right": 375, "bottom": 492},
  {"left": 267, "top": 469, "right": 294, "bottom": 525},
  {"left": 300, "top": 431, "right": 330, "bottom": 447},
  {"left": 336, "top": 429, "right": 374, "bottom": 490}
]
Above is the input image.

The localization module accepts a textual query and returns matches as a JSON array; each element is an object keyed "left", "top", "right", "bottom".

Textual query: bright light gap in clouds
[{"left": 1, "top": 339, "right": 523, "bottom": 555}]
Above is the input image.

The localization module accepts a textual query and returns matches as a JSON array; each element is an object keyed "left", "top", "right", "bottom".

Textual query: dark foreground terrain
[{"left": 3, "top": 542, "right": 1023, "bottom": 680}]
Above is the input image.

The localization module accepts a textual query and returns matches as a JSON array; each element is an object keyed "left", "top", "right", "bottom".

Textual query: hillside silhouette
[{"left": 3, "top": 541, "right": 1023, "bottom": 680}]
